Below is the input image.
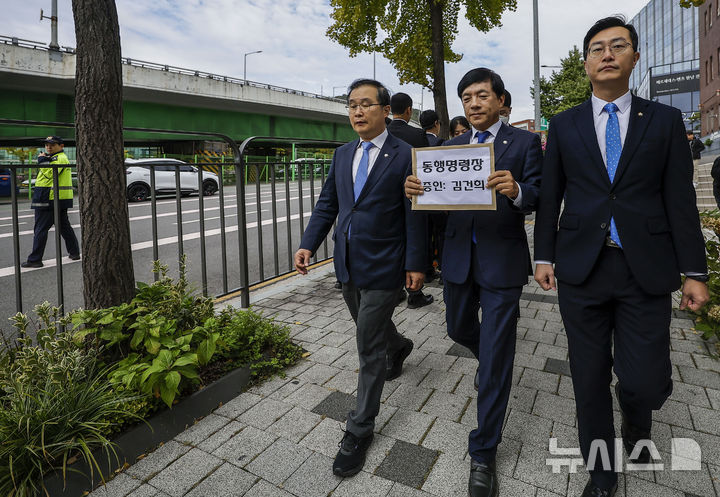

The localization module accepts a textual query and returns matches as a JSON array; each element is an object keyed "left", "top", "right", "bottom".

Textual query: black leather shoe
[
  {"left": 334, "top": 280, "right": 342, "bottom": 289},
  {"left": 332, "top": 431, "right": 373, "bottom": 477},
  {"left": 474, "top": 366, "right": 480, "bottom": 391},
  {"left": 21, "top": 261, "right": 43, "bottom": 268},
  {"left": 407, "top": 290, "right": 433, "bottom": 309},
  {"left": 581, "top": 479, "right": 617, "bottom": 497},
  {"left": 386, "top": 339, "right": 414, "bottom": 381},
  {"left": 615, "top": 383, "right": 652, "bottom": 464},
  {"left": 468, "top": 459, "right": 498, "bottom": 497},
  {"left": 69, "top": 253, "right": 81, "bottom": 261}
]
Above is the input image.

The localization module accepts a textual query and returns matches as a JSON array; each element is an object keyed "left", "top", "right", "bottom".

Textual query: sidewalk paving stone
[
  {"left": 386, "top": 383, "right": 434, "bottom": 411},
  {"left": 445, "top": 342, "right": 475, "bottom": 358},
  {"left": 520, "top": 368, "right": 561, "bottom": 394},
  {"left": 212, "top": 425, "right": 276, "bottom": 467},
  {"left": 147, "top": 448, "right": 222, "bottom": 496},
  {"left": 197, "top": 420, "right": 245, "bottom": 452},
  {"left": 311, "top": 390, "right": 355, "bottom": 421},
  {"left": 267, "top": 406, "right": 322, "bottom": 442},
  {"left": 175, "top": 413, "right": 231, "bottom": 446},
  {"left": 89, "top": 473, "right": 141, "bottom": 497},
  {"left": 532, "top": 391, "right": 577, "bottom": 427},
  {"left": 126, "top": 484, "right": 161, "bottom": 497},
  {"left": 375, "top": 439, "right": 440, "bottom": 489},
  {"left": 245, "top": 437, "right": 312, "bottom": 485},
  {"left": 183, "top": 463, "right": 257, "bottom": 497},
  {"left": 417, "top": 351, "right": 457, "bottom": 371},
  {"left": 420, "top": 390, "right": 470, "bottom": 422},
  {"left": 333, "top": 470, "right": 394, "bottom": 497},
  {"left": 243, "top": 479, "right": 294, "bottom": 497},
  {"left": 238, "top": 397, "right": 293, "bottom": 430},
  {"left": 283, "top": 382, "right": 332, "bottom": 410},
  {"left": 296, "top": 363, "right": 341, "bottom": 385},
  {"left": 381, "top": 409, "right": 436, "bottom": 444},
  {"left": 544, "top": 358, "right": 572, "bottom": 377},
  {"left": 323, "top": 368, "right": 358, "bottom": 394},
  {"left": 417, "top": 369, "right": 463, "bottom": 392},
  {"left": 215, "top": 392, "right": 263, "bottom": 419},
  {"left": 281, "top": 451, "right": 341, "bottom": 497},
  {"left": 421, "top": 417, "right": 471, "bottom": 459},
  {"left": 420, "top": 453, "right": 468, "bottom": 497},
  {"left": 125, "top": 440, "right": 191, "bottom": 480},
  {"left": 503, "top": 409, "right": 554, "bottom": 449}
]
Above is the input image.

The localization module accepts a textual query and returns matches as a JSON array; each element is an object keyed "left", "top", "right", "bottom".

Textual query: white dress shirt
[
  {"left": 352, "top": 129, "right": 388, "bottom": 183},
  {"left": 469, "top": 120, "right": 523, "bottom": 207},
  {"left": 591, "top": 90, "right": 632, "bottom": 167}
]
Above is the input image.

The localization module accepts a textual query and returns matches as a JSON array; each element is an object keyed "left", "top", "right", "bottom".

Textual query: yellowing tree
[{"left": 327, "top": 0, "right": 517, "bottom": 139}]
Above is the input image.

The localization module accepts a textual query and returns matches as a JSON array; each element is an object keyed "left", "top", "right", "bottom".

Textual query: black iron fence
[{"left": 0, "top": 119, "right": 341, "bottom": 322}]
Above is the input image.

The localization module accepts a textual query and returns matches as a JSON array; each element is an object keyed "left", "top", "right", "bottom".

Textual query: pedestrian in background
[
  {"left": 22, "top": 136, "right": 80, "bottom": 268},
  {"left": 687, "top": 130, "right": 705, "bottom": 187}
]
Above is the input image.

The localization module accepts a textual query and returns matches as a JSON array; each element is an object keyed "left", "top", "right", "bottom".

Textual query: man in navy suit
[
  {"left": 406, "top": 68, "right": 543, "bottom": 497},
  {"left": 420, "top": 109, "right": 444, "bottom": 146},
  {"left": 295, "top": 79, "right": 426, "bottom": 478},
  {"left": 534, "top": 16, "right": 709, "bottom": 497}
]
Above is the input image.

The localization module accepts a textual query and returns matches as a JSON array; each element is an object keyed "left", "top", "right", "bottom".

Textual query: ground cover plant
[
  {"left": 0, "top": 260, "right": 301, "bottom": 496},
  {"left": 695, "top": 210, "right": 720, "bottom": 354}
]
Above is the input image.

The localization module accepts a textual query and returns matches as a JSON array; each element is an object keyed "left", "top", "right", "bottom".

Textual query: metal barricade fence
[{"left": 0, "top": 119, "right": 342, "bottom": 324}]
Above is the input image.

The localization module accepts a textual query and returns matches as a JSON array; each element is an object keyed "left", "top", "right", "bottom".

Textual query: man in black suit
[
  {"left": 420, "top": 109, "right": 444, "bottom": 146},
  {"left": 387, "top": 93, "right": 430, "bottom": 148},
  {"left": 405, "top": 68, "right": 543, "bottom": 497},
  {"left": 534, "top": 16, "right": 709, "bottom": 497},
  {"left": 295, "top": 79, "right": 426, "bottom": 477},
  {"left": 387, "top": 92, "right": 434, "bottom": 308}
]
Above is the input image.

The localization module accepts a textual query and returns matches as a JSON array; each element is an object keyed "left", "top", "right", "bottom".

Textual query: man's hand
[
  {"left": 406, "top": 271, "right": 425, "bottom": 291},
  {"left": 534, "top": 263, "right": 556, "bottom": 291},
  {"left": 680, "top": 278, "right": 710, "bottom": 311},
  {"left": 405, "top": 175, "right": 423, "bottom": 199},
  {"left": 487, "top": 170, "right": 519, "bottom": 199},
  {"left": 294, "top": 249, "right": 312, "bottom": 275}
]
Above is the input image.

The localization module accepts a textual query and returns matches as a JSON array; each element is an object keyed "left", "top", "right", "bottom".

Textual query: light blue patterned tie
[
  {"left": 472, "top": 131, "right": 490, "bottom": 243},
  {"left": 354, "top": 141, "right": 373, "bottom": 201},
  {"left": 604, "top": 102, "right": 622, "bottom": 248}
]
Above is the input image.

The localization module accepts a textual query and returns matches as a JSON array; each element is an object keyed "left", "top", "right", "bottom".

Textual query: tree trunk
[
  {"left": 72, "top": 0, "right": 135, "bottom": 308},
  {"left": 428, "top": 0, "right": 450, "bottom": 140}
]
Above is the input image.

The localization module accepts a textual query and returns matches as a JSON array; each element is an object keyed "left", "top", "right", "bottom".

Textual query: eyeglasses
[
  {"left": 587, "top": 41, "right": 632, "bottom": 59},
  {"left": 346, "top": 103, "right": 383, "bottom": 112}
]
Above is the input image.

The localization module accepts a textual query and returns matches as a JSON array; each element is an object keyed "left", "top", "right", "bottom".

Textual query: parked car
[
  {"left": 125, "top": 158, "right": 220, "bottom": 202},
  {"left": 0, "top": 169, "right": 19, "bottom": 197}
]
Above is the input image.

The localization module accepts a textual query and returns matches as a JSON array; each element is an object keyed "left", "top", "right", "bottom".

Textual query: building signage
[{"left": 650, "top": 70, "right": 700, "bottom": 97}]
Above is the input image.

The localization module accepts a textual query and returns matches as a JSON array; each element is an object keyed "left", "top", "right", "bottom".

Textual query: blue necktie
[
  {"left": 604, "top": 103, "right": 622, "bottom": 248},
  {"left": 471, "top": 131, "right": 490, "bottom": 243},
  {"left": 354, "top": 141, "right": 373, "bottom": 201}
]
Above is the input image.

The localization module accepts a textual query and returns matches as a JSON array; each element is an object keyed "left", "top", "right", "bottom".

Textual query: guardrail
[{"left": 0, "top": 119, "right": 341, "bottom": 323}]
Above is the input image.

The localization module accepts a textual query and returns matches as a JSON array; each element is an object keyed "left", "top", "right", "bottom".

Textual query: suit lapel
[
  {"left": 355, "top": 134, "right": 398, "bottom": 204},
  {"left": 342, "top": 139, "right": 359, "bottom": 202},
  {"left": 611, "top": 96, "right": 652, "bottom": 188},
  {"left": 572, "top": 99, "right": 610, "bottom": 187},
  {"left": 493, "top": 123, "right": 513, "bottom": 164}
]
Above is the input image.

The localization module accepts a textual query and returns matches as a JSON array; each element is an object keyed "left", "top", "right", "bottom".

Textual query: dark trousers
[
  {"left": 28, "top": 208, "right": 80, "bottom": 262},
  {"left": 443, "top": 243, "right": 522, "bottom": 463},
  {"left": 342, "top": 281, "right": 406, "bottom": 438},
  {"left": 713, "top": 177, "right": 720, "bottom": 210},
  {"left": 558, "top": 246, "right": 672, "bottom": 490},
  {"left": 428, "top": 212, "right": 447, "bottom": 272}
]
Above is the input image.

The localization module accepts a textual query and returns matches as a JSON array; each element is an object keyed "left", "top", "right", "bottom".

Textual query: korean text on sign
[{"left": 411, "top": 144, "right": 496, "bottom": 211}]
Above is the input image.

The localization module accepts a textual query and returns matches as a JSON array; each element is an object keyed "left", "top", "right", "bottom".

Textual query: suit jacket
[
  {"left": 426, "top": 133, "right": 444, "bottom": 147},
  {"left": 441, "top": 123, "right": 543, "bottom": 289},
  {"left": 387, "top": 119, "right": 430, "bottom": 148},
  {"left": 534, "top": 95, "right": 707, "bottom": 295},
  {"left": 300, "top": 133, "right": 426, "bottom": 289}
]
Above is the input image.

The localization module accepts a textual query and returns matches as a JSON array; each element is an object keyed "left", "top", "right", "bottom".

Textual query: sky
[{"left": 2, "top": 0, "right": 655, "bottom": 123}]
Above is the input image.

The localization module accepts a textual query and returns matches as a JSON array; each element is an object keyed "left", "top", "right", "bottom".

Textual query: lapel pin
[
  {"left": 638, "top": 112, "right": 643, "bottom": 117},
  {"left": 384, "top": 153, "right": 389, "bottom": 157},
  {"left": 502, "top": 140, "right": 507, "bottom": 144}
]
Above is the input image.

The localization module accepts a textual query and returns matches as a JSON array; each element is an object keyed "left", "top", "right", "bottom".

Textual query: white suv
[{"left": 125, "top": 158, "right": 220, "bottom": 202}]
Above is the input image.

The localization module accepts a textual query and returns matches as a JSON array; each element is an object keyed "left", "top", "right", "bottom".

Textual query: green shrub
[
  {"left": 214, "top": 306, "right": 302, "bottom": 380},
  {"left": 696, "top": 214, "right": 720, "bottom": 353},
  {"left": 0, "top": 317, "right": 140, "bottom": 497}
]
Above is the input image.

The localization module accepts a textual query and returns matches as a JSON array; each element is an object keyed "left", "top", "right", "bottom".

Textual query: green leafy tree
[
  {"left": 680, "top": 0, "right": 704, "bottom": 7},
  {"left": 531, "top": 46, "right": 591, "bottom": 121},
  {"left": 327, "top": 0, "right": 517, "bottom": 139}
]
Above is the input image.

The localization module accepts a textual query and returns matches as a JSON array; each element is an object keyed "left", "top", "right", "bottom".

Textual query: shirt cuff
[
  {"left": 684, "top": 272, "right": 707, "bottom": 277},
  {"left": 535, "top": 260, "right": 553, "bottom": 265},
  {"left": 512, "top": 182, "right": 523, "bottom": 207}
]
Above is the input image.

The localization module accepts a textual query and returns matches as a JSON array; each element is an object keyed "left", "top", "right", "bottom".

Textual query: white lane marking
[
  {"left": 0, "top": 222, "right": 26, "bottom": 228},
  {"left": 0, "top": 212, "right": 313, "bottom": 278}
]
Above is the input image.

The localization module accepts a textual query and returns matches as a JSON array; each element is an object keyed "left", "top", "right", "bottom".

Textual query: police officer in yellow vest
[{"left": 21, "top": 136, "right": 80, "bottom": 268}]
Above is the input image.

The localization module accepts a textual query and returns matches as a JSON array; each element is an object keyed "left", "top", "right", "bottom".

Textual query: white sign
[{"left": 411, "top": 144, "right": 496, "bottom": 210}]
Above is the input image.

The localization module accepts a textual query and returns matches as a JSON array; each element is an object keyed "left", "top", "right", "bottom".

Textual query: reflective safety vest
[{"left": 32, "top": 152, "right": 73, "bottom": 207}]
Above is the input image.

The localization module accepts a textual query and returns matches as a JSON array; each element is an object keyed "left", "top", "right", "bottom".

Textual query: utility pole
[
  {"left": 533, "top": 0, "right": 541, "bottom": 130},
  {"left": 373, "top": 52, "right": 376, "bottom": 79},
  {"left": 40, "top": 0, "right": 59, "bottom": 50}
]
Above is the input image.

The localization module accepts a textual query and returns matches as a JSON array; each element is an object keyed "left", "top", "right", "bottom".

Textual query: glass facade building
[{"left": 630, "top": 0, "right": 700, "bottom": 128}]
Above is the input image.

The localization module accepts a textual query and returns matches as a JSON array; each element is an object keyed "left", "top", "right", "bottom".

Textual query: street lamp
[{"left": 243, "top": 50, "right": 262, "bottom": 82}]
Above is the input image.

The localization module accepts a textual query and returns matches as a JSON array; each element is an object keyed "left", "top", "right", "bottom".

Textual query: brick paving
[{"left": 91, "top": 228, "right": 720, "bottom": 497}]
